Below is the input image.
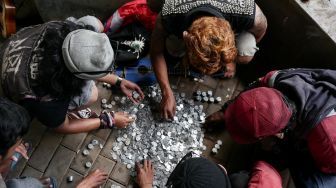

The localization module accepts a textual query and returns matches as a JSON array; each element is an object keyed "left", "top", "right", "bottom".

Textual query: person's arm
[
  {"left": 248, "top": 4, "right": 267, "bottom": 43},
  {"left": 150, "top": 15, "right": 176, "bottom": 119}
]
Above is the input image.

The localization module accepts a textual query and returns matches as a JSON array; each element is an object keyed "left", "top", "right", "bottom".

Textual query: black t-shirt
[
  {"left": 161, "top": 0, "right": 256, "bottom": 38},
  {"left": 20, "top": 98, "right": 69, "bottom": 128}
]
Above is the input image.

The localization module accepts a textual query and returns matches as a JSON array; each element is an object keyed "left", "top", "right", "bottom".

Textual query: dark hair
[
  {"left": 0, "top": 98, "right": 30, "bottom": 156},
  {"left": 37, "top": 22, "right": 95, "bottom": 100}
]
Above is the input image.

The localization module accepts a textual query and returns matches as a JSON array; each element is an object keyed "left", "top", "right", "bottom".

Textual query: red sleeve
[
  {"left": 104, "top": 0, "right": 157, "bottom": 33},
  {"left": 248, "top": 161, "right": 282, "bottom": 188},
  {"left": 259, "top": 70, "right": 278, "bottom": 87}
]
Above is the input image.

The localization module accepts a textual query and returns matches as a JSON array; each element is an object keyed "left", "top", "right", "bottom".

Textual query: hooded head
[
  {"left": 225, "top": 87, "right": 292, "bottom": 144},
  {"left": 167, "top": 157, "right": 231, "bottom": 188},
  {"left": 62, "top": 29, "right": 114, "bottom": 79}
]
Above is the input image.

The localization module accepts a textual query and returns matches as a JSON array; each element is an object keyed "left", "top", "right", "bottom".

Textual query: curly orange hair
[{"left": 184, "top": 16, "right": 237, "bottom": 75}]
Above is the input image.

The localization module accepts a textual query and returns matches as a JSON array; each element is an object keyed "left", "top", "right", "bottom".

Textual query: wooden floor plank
[
  {"left": 27, "top": 131, "right": 63, "bottom": 172},
  {"left": 70, "top": 135, "right": 106, "bottom": 175},
  {"left": 44, "top": 146, "right": 76, "bottom": 184}
]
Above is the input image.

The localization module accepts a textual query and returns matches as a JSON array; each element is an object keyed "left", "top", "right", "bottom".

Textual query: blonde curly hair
[{"left": 184, "top": 16, "right": 237, "bottom": 75}]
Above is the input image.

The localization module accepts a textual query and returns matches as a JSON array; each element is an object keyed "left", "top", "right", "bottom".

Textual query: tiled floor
[{"left": 5, "top": 75, "right": 295, "bottom": 188}]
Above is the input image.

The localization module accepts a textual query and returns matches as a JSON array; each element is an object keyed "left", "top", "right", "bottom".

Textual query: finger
[
  {"left": 163, "top": 110, "right": 168, "bottom": 120},
  {"left": 15, "top": 147, "right": 29, "bottom": 160},
  {"left": 126, "top": 118, "right": 134, "bottom": 124},
  {"left": 21, "top": 152, "right": 29, "bottom": 160},
  {"left": 128, "top": 95, "right": 137, "bottom": 104},
  {"left": 135, "top": 87, "right": 145, "bottom": 100},
  {"left": 145, "top": 160, "right": 150, "bottom": 170},
  {"left": 148, "top": 160, "right": 152, "bottom": 170},
  {"left": 173, "top": 105, "right": 177, "bottom": 116},
  {"left": 136, "top": 162, "right": 141, "bottom": 173},
  {"left": 167, "top": 110, "right": 174, "bottom": 120},
  {"left": 15, "top": 145, "right": 26, "bottom": 153}
]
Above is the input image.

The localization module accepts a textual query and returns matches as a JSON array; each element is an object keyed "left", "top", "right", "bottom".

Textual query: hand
[
  {"left": 12, "top": 143, "right": 29, "bottom": 161},
  {"left": 136, "top": 160, "right": 154, "bottom": 188},
  {"left": 161, "top": 89, "right": 176, "bottom": 120},
  {"left": 224, "top": 63, "right": 236, "bottom": 78},
  {"left": 76, "top": 169, "right": 108, "bottom": 188},
  {"left": 114, "top": 112, "right": 135, "bottom": 128},
  {"left": 120, "top": 79, "right": 144, "bottom": 103}
]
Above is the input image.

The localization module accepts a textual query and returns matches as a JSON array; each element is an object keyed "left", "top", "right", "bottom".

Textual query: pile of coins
[
  {"left": 194, "top": 90, "right": 222, "bottom": 103},
  {"left": 211, "top": 140, "right": 223, "bottom": 155},
  {"left": 110, "top": 85, "right": 206, "bottom": 187}
]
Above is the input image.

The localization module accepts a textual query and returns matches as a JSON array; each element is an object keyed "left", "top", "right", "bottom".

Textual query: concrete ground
[{"left": 5, "top": 75, "right": 295, "bottom": 188}]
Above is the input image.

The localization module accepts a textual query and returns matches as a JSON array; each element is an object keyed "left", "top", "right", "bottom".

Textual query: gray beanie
[{"left": 62, "top": 29, "right": 114, "bottom": 79}]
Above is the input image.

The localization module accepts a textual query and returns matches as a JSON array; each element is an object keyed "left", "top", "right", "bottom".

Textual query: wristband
[
  {"left": 99, "top": 111, "right": 115, "bottom": 129},
  {"left": 115, "top": 77, "right": 123, "bottom": 87}
]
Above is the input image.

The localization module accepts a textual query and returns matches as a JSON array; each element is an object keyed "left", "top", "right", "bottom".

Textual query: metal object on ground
[
  {"left": 195, "top": 96, "right": 202, "bottom": 102},
  {"left": 91, "top": 140, "right": 99, "bottom": 146},
  {"left": 67, "top": 176, "right": 74, "bottom": 183},
  {"left": 101, "top": 98, "right": 107, "bottom": 104},
  {"left": 211, "top": 148, "right": 218, "bottom": 154},
  {"left": 82, "top": 149, "right": 89, "bottom": 156},
  {"left": 215, "top": 97, "right": 222, "bottom": 103},
  {"left": 85, "top": 161, "right": 92, "bottom": 168},
  {"left": 87, "top": 144, "right": 94, "bottom": 150},
  {"left": 126, "top": 164, "right": 132, "bottom": 169},
  {"left": 207, "top": 90, "right": 213, "bottom": 97},
  {"left": 132, "top": 91, "right": 141, "bottom": 100}
]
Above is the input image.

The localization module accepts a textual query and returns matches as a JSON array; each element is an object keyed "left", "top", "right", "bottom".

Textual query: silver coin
[
  {"left": 101, "top": 98, "right": 107, "bottom": 104},
  {"left": 91, "top": 139, "right": 99, "bottom": 146},
  {"left": 85, "top": 161, "right": 92, "bottom": 168},
  {"left": 87, "top": 144, "right": 94, "bottom": 150},
  {"left": 82, "top": 149, "right": 90, "bottom": 156},
  {"left": 126, "top": 164, "right": 132, "bottom": 169},
  {"left": 67, "top": 175, "right": 74, "bottom": 182}
]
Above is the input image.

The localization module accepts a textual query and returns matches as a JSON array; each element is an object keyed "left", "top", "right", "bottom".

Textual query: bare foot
[
  {"left": 76, "top": 169, "right": 108, "bottom": 188},
  {"left": 136, "top": 160, "right": 154, "bottom": 188},
  {"left": 224, "top": 63, "right": 236, "bottom": 78},
  {"left": 203, "top": 111, "right": 226, "bottom": 132}
]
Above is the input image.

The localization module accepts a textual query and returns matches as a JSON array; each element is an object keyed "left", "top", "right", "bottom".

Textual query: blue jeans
[
  {"left": 290, "top": 160, "right": 336, "bottom": 188},
  {"left": 6, "top": 177, "right": 43, "bottom": 188}
]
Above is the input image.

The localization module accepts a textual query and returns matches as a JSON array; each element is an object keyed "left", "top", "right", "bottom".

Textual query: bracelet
[
  {"left": 115, "top": 76, "right": 123, "bottom": 87},
  {"left": 99, "top": 111, "right": 115, "bottom": 129}
]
